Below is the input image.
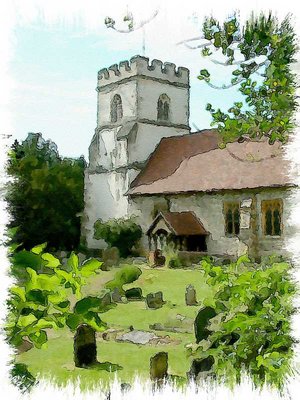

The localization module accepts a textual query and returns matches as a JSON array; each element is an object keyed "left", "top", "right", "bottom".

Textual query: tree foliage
[
  {"left": 194, "top": 13, "right": 297, "bottom": 145},
  {"left": 189, "top": 256, "right": 297, "bottom": 390},
  {"left": 94, "top": 217, "right": 142, "bottom": 257},
  {"left": 6, "top": 245, "right": 110, "bottom": 351},
  {"left": 6, "top": 133, "right": 85, "bottom": 250}
]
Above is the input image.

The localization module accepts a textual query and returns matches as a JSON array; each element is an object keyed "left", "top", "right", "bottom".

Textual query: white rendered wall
[
  {"left": 97, "top": 80, "right": 137, "bottom": 127},
  {"left": 137, "top": 80, "right": 189, "bottom": 125},
  {"left": 128, "top": 123, "right": 189, "bottom": 164}
]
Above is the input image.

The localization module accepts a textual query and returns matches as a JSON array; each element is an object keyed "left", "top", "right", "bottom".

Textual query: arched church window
[
  {"left": 111, "top": 94, "right": 123, "bottom": 123},
  {"left": 157, "top": 94, "right": 170, "bottom": 121}
]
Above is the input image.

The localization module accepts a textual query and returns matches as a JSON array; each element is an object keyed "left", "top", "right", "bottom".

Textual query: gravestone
[
  {"left": 102, "top": 247, "right": 120, "bottom": 270},
  {"left": 188, "top": 356, "right": 215, "bottom": 380},
  {"left": 185, "top": 284, "right": 198, "bottom": 306},
  {"left": 150, "top": 352, "right": 168, "bottom": 382},
  {"left": 74, "top": 324, "right": 97, "bottom": 367},
  {"left": 111, "top": 287, "right": 123, "bottom": 303},
  {"left": 194, "top": 307, "right": 217, "bottom": 343},
  {"left": 99, "top": 290, "right": 112, "bottom": 307},
  {"left": 125, "top": 287, "right": 143, "bottom": 301},
  {"left": 146, "top": 291, "right": 165, "bottom": 309}
]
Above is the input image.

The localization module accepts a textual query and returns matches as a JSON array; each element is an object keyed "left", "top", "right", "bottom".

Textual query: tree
[
  {"left": 6, "top": 133, "right": 85, "bottom": 251},
  {"left": 179, "top": 13, "right": 297, "bottom": 145}
]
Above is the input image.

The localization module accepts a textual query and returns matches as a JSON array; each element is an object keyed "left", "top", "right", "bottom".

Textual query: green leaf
[
  {"left": 74, "top": 296, "right": 102, "bottom": 314},
  {"left": 42, "top": 253, "right": 61, "bottom": 268},
  {"left": 17, "top": 314, "right": 37, "bottom": 328},
  {"left": 29, "top": 330, "right": 48, "bottom": 349},
  {"left": 68, "top": 252, "right": 79, "bottom": 274},
  {"left": 26, "top": 289, "right": 48, "bottom": 306},
  {"left": 10, "top": 286, "right": 26, "bottom": 302},
  {"left": 66, "top": 313, "right": 82, "bottom": 331},
  {"left": 31, "top": 243, "right": 47, "bottom": 255},
  {"left": 80, "top": 258, "right": 102, "bottom": 277},
  {"left": 200, "top": 69, "right": 210, "bottom": 78}
]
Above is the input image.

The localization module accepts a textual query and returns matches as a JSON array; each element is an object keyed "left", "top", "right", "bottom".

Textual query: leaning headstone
[
  {"left": 111, "top": 287, "right": 123, "bottom": 303},
  {"left": 74, "top": 324, "right": 97, "bottom": 367},
  {"left": 188, "top": 356, "right": 215, "bottom": 380},
  {"left": 125, "top": 287, "right": 143, "bottom": 301},
  {"left": 150, "top": 352, "right": 168, "bottom": 382},
  {"left": 185, "top": 284, "right": 198, "bottom": 306},
  {"left": 194, "top": 307, "right": 217, "bottom": 343},
  {"left": 146, "top": 291, "right": 165, "bottom": 309}
]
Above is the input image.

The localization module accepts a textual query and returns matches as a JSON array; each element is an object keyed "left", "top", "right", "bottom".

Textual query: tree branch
[
  {"left": 204, "top": 60, "right": 267, "bottom": 89},
  {"left": 106, "top": 9, "right": 159, "bottom": 33}
]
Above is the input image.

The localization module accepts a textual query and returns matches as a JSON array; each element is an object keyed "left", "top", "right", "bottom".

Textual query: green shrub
[
  {"left": 6, "top": 244, "right": 107, "bottom": 352},
  {"left": 94, "top": 217, "right": 142, "bottom": 257},
  {"left": 105, "top": 265, "right": 142, "bottom": 294},
  {"left": 189, "top": 255, "right": 297, "bottom": 390},
  {"left": 163, "top": 243, "right": 181, "bottom": 268}
]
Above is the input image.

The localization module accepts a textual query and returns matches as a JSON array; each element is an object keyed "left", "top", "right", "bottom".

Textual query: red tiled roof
[
  {"left": 130, "top": 129, "right": 220, "bottom": 188},
  {"left": 128, "top": 131, "right": 293, "bottom": 195}
]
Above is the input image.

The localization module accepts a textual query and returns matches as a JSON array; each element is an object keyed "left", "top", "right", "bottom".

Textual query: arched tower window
[
  {"left": 111, "top": 94, "right": 123, "bottom": 123},
  {"left": 157, "top": 94, "right": 170, "bottom": 121}
]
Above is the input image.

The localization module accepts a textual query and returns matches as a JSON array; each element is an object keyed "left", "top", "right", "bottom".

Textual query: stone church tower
[{"left": 83, "top": 56, "right": 190, "bottom": 249}]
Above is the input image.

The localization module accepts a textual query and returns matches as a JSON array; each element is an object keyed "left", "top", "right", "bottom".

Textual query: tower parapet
[{"left": 97, "top": 56, "right": 189, "bottom": 88}]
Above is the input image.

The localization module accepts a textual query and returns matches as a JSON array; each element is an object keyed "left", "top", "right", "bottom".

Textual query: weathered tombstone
[
  {"left": 146, "top": 291, "right": 165, "bottom": 309},
  {"left": 185, "top": 284, "right": 198, "bottom": 306},
  {"left": 102, "top": 247, "right": 120, "bottom": 270},
  {"left": 150, "top": 352, "right": 168, "bottom": 382},
  {"left": 110, "top": 287, "right": 123, "bottom": 303},
  {"left": 125, "top": 287, "right": 143, "bottom": 301},
  {"left": 188, "top": 356, "right": 215, "bottom": 380},
  {"left": 99, "top": 290, "right": 112, "bottom": 307},
  {"left": 194, "top": 307, "right": 217, "bottom": 343},
  {"left": 74, "top": 324, "right": 97, "bottom": 367},
  {"left": 77, "top": 252, "right": 86, "bottom": 265}
]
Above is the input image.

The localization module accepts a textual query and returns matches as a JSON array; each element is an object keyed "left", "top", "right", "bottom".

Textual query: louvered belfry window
[
  {"left": 111, "top": 94, "right": 123, "bottom": 123},
  {"left": 157, "top": 94, "right": 170, "bottom": 121}
]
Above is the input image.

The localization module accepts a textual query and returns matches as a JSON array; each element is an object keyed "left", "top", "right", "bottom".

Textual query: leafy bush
[
  {"left": 6, "top": 244, "right": 108, "bottom": 351},
  {"left": 189, "top": 255, "right": 297, "bottom": 390},
  {"left": 94, "top": 217, "right": 142, "bottom": 257},
  {"left": 105, "top": 264, "right": 142, "bottom": 294},
  {"left": 163, "top": 243, "right": 181, "bottom": 268}
]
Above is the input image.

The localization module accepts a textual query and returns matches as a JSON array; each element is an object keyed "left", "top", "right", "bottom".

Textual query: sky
[{"left": 6, "top": 0, "right": 300, "bottom": 159}]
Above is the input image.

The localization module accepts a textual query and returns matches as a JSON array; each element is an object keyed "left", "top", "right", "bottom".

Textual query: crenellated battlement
[{"left": 97, "top": 56, "right": 189, "bottom": 87}]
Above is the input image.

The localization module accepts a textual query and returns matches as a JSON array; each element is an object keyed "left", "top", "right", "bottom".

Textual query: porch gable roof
[{"left": 147, "top": 211, "right": 209, "bottom": 236}]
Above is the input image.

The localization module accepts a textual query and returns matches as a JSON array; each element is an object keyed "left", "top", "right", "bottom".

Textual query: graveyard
[{"left": 15, "top": 262, "right": 215, "bottom": 390}]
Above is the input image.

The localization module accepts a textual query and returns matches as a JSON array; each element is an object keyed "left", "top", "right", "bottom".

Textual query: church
[{"left": 82, "top": 55, "right": 294, "bottom": 260}]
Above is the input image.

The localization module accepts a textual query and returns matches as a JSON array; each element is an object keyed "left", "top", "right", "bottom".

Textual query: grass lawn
[{"left": 16, "top": 264, "right": 215, "bottom": 390}]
